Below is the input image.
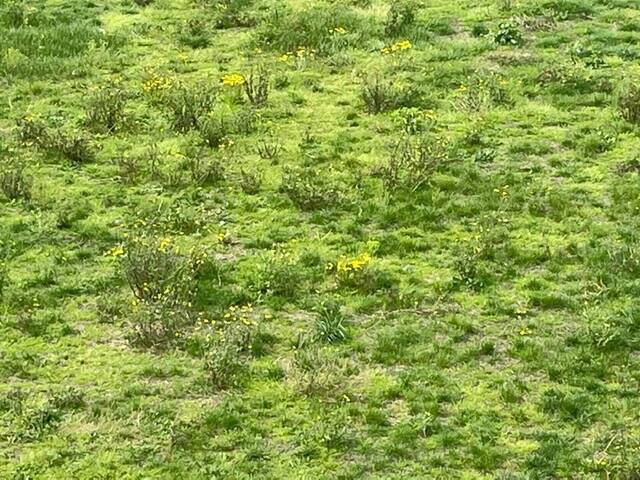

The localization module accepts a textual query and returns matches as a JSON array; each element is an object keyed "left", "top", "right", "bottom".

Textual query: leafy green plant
[
  {"left": 384, "top": 1, "right": 418, "bottom": 38},
  {"left": 120, "top": 235, "right": 196, "bottom": 305},
  {"left": 360, "top": 75, "right": 399, "bottom": 114},
  {"left": 198, "top": 115, "right": 229, "bottom": 148},
  {"left": 380, "top": 135, "right": 448, "bottom": 193},
  {"left": 178, "top": 18, "right": 211, "bottom": 49},
  {"left": 494, "top": 21, "right": 523, "bottom": 46},
  {"left": 243, "top": 67, "right": 270, "bottom": 107},
  {"left": 279, "top": 166, "right": 343, "bottom": 210},
  {"left": 239, "top": 168, "right": 262, "bottom": 194},
  {"left": 256, "top": 135, "right": 282, "bottom": 160},
  {"left": 314, "top": 301, "right": 348, "bottom": 343},
  {"left": 186, "top": 148, "right": 225, "bottom": 186},
  {"left": 213, "top": 0, "right": 256, "bottom": 29},
  {"left": 200, "top": 320, "right": 256, "bottom": 388},
  {"left": 254, "top": 5, "right": 377, "bottom": 55},
  {"left": 164, "top": 83, "right": 217, "bottom": 133},
  {"left": 17, "top": 118, "right": 95, "bottom": 164},
  {"left": 618, "top": 80, "right": 640, "bottom": 124},
  {"left": 0, "top": 162, "right": 31, "bottom": 201},
  {"left": 256, "top": 251, "right": 305, "bottom": 298},
  {"left": 85, "top": 85, "right": 128, "bottom": 134}
]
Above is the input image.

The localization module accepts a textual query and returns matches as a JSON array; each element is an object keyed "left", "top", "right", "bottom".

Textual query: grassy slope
[{"left": 2, "top": 0, "right": 640, "bottom": 478}]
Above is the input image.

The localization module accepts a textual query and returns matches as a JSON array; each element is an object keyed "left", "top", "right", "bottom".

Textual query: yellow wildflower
[{"left": 221, "top": 73, "right": 245, "bottom": 87}]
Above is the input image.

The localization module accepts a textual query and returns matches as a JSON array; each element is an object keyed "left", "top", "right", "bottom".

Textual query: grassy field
[{"left": 2, "top": 0, "right": 640, "bottom": 478}]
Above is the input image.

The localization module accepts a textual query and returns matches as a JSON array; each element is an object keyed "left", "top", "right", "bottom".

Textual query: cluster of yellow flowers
[
  {"left": 221, "top": 73, "right": 245, "bottom": 87},
  {"left": 382, "top": 39, "right": 412, "bottom": 55},
  {"left": 104, "top": 245, "right": 125, "bottom": 258},
  {"left": 279, "top": 46, "right": 317, "bottom": 63},
  {"left": 157, "top": 236, "right": 173, "bottom": 253},
  {"left": 327, "top": 252, "right": 372, "bottom": 276},
  {"left": 337, "top": 252, "right": 371, "bottom": 273},
  {"left": 142, "top": 72, "right": 173, "bottom": 93},
  {"left": 330, "top": 26, "right": 347, "bottom": 34},
  {"left": 223, "top": 304, "right": 257, "bottom": 327}
]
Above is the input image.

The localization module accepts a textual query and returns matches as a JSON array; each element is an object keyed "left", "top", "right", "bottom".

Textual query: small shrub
[
  {"left": 360, "top": 75, "right": 399, "bottom": 114},
  {"left": 618, "top": 80, "right": 640, "bottom": 125},
  {"left": 239, "top": 168, "right": 262, "bottom": 194},
  {"left": 243, "top": 68, "right": 270, "bottom": 107},
  {"left": 85, "top": 86, "right": 128, "bottom": 134},
  {"left": 0, "top": 263, "right": 6, "bottom": 301},
  {"left": 471, "top": 23, "right": 489, "bottom": 37},
  {"left": 391, "top": 107, "right": 436, "bottom": 135},
  {"left": 494, "top": 21, "right": 523, "bottom": 46},
  {"left": 254, "top": 5, "right": 377, "bottom": 56},
  {"left": 314, "top": 301, "right": 348, "bottom": 344},
  {"left": 119, "top": 235, "right": 196, "bottom": 305},
  {"left": 50, "top": 130, "right": 95, "bottom": 164},
  {"left": 1, "top": 162, "right": 31, "bottom": 201},
  {"left": 115, "top": 237, "right": 210, "bottom": 348},
  {"left": 186, "top": 149, "right": 225, "bottom": 186},
  {"left": 134, "top": 0, "right": 154, "bottom": 6},
  {"left": 256, "top": 135, "right": 282, "bottom": 160},
  {"left": 115, "top": 155, "right": 142, "bottom": 185},
  {"left": 128, "top": 298, "right": 194, "bottom": 348},
  {"left": 280, "top": 166, "right": 343, "bottom": 210},
  {"left": 213, "top": 0, "right": 256, "bottom": 29},
  {"left": 385, "top": 1, "right": 418, "bottom": 38},
  {"left": 455, "top": 74, "right": 511, "bottom": 112},
  {"left": 328, "top": 251, "right": 381, "bottom": 291},
  {"left": 453, "top": 252, "right": 492, "bottom": 291},
  {"left": 178, "top": 18, "right": 211, "bottom": 49},
  {"left": 164, "top": 83, "right": 217, "bottom": 133},
  {"left": 198, "top": 115, "right": 229, "bottom": 148},
  {"left": 569, "top": 41, "right": 605, "bottom": 69},
  {"left": 55, "top": 199, "right": 91, "bottom": 229},
  {"left": 17, "top": 118, "right": 95, "bottom": 164},
  {"left": 257, "top": 251, "right": 305, "bottom": 298},
  {"left": 380, "top": 135, "right": 448, "bottom": 193},
  {"left": 17, "top": 117, "right": 50, "bottom": 148},
  {"left": 198, "top": 314, "right": 257, "bottom": 388}
]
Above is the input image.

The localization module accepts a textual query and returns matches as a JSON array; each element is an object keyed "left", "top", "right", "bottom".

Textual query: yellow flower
[
  {"left": 221, "top": 73, "right": 245, "bottom": 87},
  {"left": 104, "top": 245, "right": 125, "bottom": 257},
  {"left": 158, "top": 237, "right": 172, "bottom": 253},
  {"left": 335, "top": 252, "right": 371, "bottom": 274},
  {"left": 382, "top": 39, "right": 412, "bottom": 54}
]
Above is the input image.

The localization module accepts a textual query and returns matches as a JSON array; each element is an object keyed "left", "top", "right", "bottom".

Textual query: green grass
[{"left": 2, "top": 0, "right": 640, "bottom": 478}]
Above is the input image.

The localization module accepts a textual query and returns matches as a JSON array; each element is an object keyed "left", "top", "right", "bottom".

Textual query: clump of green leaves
[
  {"left": 384, "top": 0, "right": 418, "bottom": 38},
  {"left": 280, "top": 166, "right": 344, "bottom": 210},
  {"left": 17, "top": 118, "right": 95, "bottom": 164},
  {"left": 163, "top": 83, "right": 217, "bottom": 133},
  {"left": 201, "top": 319, "right": 256, "bottom": 388},
  {"left": 255, "top": 250, "right": 306, "bottom": 298},
  {"left": 116, "top": 235, "right": 209, "bottom": 348},
  {"left": 239, "top": 168, "right": 262, "bottom": 194},
  {"left": 85, "top": 85, "right": 128, "bottom": 134},
  {"left": 314, "top": 301, "right": 348, "bottom": 343},
  {"left": 243, "top": 67, "right": 270, "bottom": 107},
  {"left": 380, "top": 135, "right": 448, "bottom": 193},
  {"left": 494, "top": 21, "right": 523, "bottom": 46},
  {"left": 213, "top": 0, "right": 256, "bottom": 29},
  {"left": 618, "top": 80, "right": 640, "bottom": 125},
  {"left": 186, "top": 148, "right": 226, "bottom": 186},
  {"left": 255, "top": 5, "right": 378, "bottom": 55},
  {"left": 360, "top": 75, "right": 399, "bottom": 114},
  {"left": 256, "top": 134, "right": 282, "bottom": 161},
  {"left": 178, "top": 18, "right": 211, "bottom": 49},
  {"left": 0, "top": 162, "right": 31, "bottom": 201}
]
